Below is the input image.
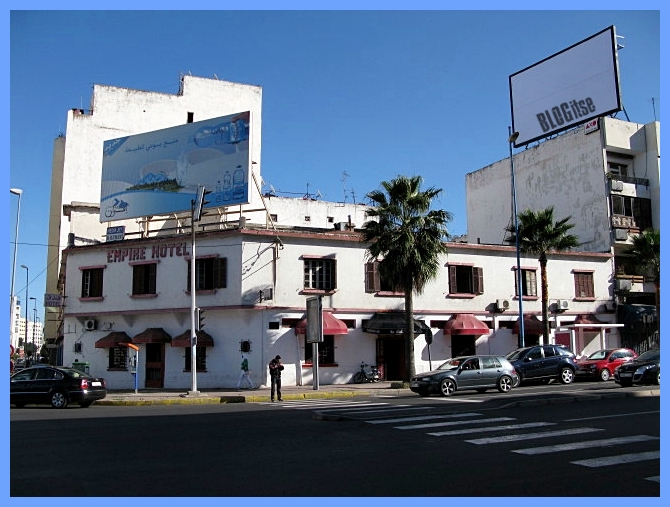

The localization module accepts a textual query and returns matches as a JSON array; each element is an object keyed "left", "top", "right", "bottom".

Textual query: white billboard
[
  {"left": 509, "top": 26, "right": 621, "bottom": 147},
  {"left": 100, "top": 112, "right": 251, "bottom": 222}
]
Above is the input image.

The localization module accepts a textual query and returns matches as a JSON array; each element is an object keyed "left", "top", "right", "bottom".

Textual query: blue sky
[
  {"left": 3, "top": 2, "right": 665, "bottom": 505},
  {"left": 6, "top": 4, "right": 662, "bottom": 374}
]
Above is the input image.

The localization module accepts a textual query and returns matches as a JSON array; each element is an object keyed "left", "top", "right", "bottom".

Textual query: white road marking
[
  {"left": 571, "top": 450, "right": 660, "bottom": 468},
  {"left": 395, "top": 416, "right": 515, "bottom": 430},
  {"left": 512, "top": 435, "right": 659, "bottom": 455},
  {"left": 465, "top": 427, "right": 604, "bottom": 444},
  {"left": 366, "top": 412, "right": 482, "bottom": 425},
  {"left": 428, "top": 421, "right": 554, "bottom": 437}
]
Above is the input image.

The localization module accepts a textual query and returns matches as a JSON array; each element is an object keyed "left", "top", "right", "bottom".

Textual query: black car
[
  {"left": 409, "top": 355, "right": 520, "bottom": 397},
  {"left": 613, "top": 349, "right": 660, "bottom": 387},
  {"left": 10, "top": 366, "right": 107, "bottom": 408},
  {"left": 506, "top": 344, "right": 577, "bottom": 385}
]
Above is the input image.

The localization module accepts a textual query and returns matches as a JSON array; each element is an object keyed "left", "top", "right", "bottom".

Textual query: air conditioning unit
[
  {"left": 610, "top": 180, "right": 624, "bottom": 192},
  {"left": 614, "top": 228, "right": 629, "bottom": 241},
  {"left": 496, "top": 299, "right": 510, "bottom": 311},
  {"left": 556, "top": 300, "right": 569, "bottom": 311},
  {"left": 84, "top": 319, "right": 97, "bottom": 331}
]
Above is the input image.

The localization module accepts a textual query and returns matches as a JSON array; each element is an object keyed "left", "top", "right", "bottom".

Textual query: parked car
[
  {"left": 575, "top": 348, "right": 638, "bottom": 381},
  {"left": 409, "top": 355, "right": 520, "bottom": 397},
  {"left": 506, "top": 344, "right": 577, "bottom": 385},
  {"left": 614, "top": 349, "right": 660, "bottom": 387},
  {"left": 10, "top": 366, "right": 107, "bottom": 408}
]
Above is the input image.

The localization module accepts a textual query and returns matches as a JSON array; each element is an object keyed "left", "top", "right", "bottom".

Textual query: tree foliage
[{"left": 363, "top": 175, "right": 452, "bottom": 381}]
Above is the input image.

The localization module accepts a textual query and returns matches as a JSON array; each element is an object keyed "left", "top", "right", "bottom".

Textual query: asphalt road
[{"left": 10, "top": 385, "right": 660, "bottom": 497}]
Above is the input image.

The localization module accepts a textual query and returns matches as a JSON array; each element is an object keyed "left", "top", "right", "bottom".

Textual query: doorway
[
  {"left": 144, "top": 343, "right": 164, "bottom": 388},
  {"left": 376, "top": 336, "right": 406, "bottom": 380}
]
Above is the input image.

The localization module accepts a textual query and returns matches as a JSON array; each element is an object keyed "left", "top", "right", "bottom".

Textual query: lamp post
[
  {"left": 30, "top": 297, "right": 37, "bottom": 361},
  {"left": 10, "top": 188, "right": 22, "bottom": 348},
  {"left": 21, "top": 265, "right": 29, "bottom": 360},
  {"left": 508, "top": 129, "right": 525, "bottom": 348},
  {"left": 34, "top": 316, "right": 41, "bottom": 360}
]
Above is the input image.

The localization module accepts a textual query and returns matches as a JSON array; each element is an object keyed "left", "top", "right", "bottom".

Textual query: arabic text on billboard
[{"left": 100, "top": 112, "right": 251, "bottom": 222}]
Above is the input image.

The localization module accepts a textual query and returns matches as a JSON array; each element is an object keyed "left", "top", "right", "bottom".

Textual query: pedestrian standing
[
  {"left": 236, "top": 353, "right": 254, "bottom": 389},
  {"left": 269, "top": 355, "right": 284, "bottom": 401}
]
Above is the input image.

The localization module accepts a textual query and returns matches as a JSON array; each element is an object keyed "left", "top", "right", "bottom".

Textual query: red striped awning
[
  {"left": 295, "top": 311, "right": 348, "bottom": 336},
  {"left": 513, "top": 314, "right": 544, "bottom": 335},
  {"left": 95, "top": 332, "right": 132, "bottom": 348},
  {"left": 443, "top": 314, "right": 490, "bottom": 336}
]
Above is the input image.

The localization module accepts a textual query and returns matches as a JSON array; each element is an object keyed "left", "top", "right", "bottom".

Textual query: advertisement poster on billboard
[
  {"left": 100, "top": 111, "right": 251, "bottom": 222},
  {"left": 509, "top": 26, "right": 621, "bottom": 147}
]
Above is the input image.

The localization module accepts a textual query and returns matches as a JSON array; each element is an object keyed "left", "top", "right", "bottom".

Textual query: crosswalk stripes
[
  {"left": 345, "top": 409, "right": 658, "bottom": 480},
  {"left": 512, "top": 435, "right": 659, "bottom": 455},
  {"left": 259, "top": 399, "right": 393, "bottom": 410}
]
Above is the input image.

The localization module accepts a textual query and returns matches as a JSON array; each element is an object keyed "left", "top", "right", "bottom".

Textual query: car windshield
[
  {"left": 636, "top": 349, "right": 660, "bottom": 362},
  {"left": 437, "top": 359, "right": 463, "bottom": 371},
  {"left": 587, "top": 350, "right": 610, "bottom": 360},
  {"left": 506, "top": 349, "right": 525, "bottom": 361}
]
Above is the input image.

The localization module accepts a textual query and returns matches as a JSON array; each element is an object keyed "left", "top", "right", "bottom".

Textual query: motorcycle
[{"left": 352, "top": 361, "right": 381, "bottom": 383}]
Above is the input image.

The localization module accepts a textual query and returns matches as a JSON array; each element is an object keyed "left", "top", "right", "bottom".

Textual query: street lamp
[
  {"left": 30, "top": 297, "right": 37, "bottom": 361},
  {"left": 509, "top": 129, "right": 525, "bottom": 348},
  {"left": 21, "top": 265, "right": 29, "bottom": 360},
  {"left": 10, "top": 188, "right": 22, "bottom": 348}
]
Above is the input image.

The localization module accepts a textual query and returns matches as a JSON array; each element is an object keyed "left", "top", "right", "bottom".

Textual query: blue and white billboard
[{"left": 100, "top": 111, "right": 251, "bottom": 222}]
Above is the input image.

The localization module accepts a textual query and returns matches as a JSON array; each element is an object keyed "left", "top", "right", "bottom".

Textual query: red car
[{"left": 575, "top": 348, "right": 638, "bottom": 381}]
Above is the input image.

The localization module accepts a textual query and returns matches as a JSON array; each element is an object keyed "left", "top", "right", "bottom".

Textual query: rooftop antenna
[{"left": 341, "top": 171, "right": 350, "bottom": 203}]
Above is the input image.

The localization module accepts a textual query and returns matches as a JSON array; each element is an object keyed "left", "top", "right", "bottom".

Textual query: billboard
[
  {"left": 509, "top": 26, "right": 621, "bottom": 147},
  {"left": 100, "top": 111, "right": 251, "bottom": 222}
]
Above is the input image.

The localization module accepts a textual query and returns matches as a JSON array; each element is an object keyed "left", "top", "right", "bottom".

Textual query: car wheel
[
  {"left": 654, "top": 371, "right": 660, "bottom": 386},
  {"left": 352, "top": 372, "right": 365, "bottom": 384},
  {"left": 497, "top": 375, "right": 513, "bottom": 393},
  {"left": 559, "top": 367, "right": 575, "bottom": 384},
  {"left": 50, "top": 391, "right": 68, "bottom": 409},
  {"left": 599, "top": 368, "right": 611, "bottom": 381},
  {"left": 439, "top": 378, "right": 456, "bottom": 396}
]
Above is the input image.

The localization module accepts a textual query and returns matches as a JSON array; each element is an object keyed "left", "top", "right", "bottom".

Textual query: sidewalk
[{"left": 98, "top": 381, "right": 405, "bottom": 406}]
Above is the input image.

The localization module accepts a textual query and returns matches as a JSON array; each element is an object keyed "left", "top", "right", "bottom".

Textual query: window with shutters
[
  {"left": 302, "top": 257, "right": 336, "bottom": 292},
  {"left": 132, "top": 263, "right": 157, "bottom": 296},
  {"left": 80, "top": 266, "right": 105, "bottom": 299},
  {"left": 187, "top": 257, "right": 227, "bottom": 292},
  {"left": 573, "top": 271, "right": 595, "bottom": 299},
  {"left": 447, "top": 264, "right": 483, "bottom": 297},
  {"left": 514, "top": 268, "right": 538, "bottom": 298},
  {"left": 364, "top": 261, "right": 404, "bottom": 295}
]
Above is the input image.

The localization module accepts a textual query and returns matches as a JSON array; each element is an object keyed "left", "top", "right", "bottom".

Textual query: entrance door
[
  {"left": 376, "top": 336, "right": 406, "bottom": 381},
  {"left": 144, "top": 343, "right": 164, "bottom": 388}
]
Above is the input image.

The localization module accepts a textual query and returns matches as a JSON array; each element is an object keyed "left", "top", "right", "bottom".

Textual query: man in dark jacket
[{"left": 269, "top": 355, "right": 284, "bottom": 401}]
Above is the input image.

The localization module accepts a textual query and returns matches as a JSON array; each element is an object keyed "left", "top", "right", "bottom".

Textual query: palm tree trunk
[
  {"left": 540, "top": 256, "right": 550, "bottom": 344},
  {"left": 404, "top": 281, "right": 415, "bottom": 382}
]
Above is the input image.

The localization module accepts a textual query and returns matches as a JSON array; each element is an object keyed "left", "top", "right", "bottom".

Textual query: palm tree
[
  {"left": 505, "top": 206, "right": 579, "bottom": 345},
  {"left": 362, "top": 175, "right": 452, "bottom": 381},
  {"left": 626, "top": 228, "right": 660, "bottom": 335}
]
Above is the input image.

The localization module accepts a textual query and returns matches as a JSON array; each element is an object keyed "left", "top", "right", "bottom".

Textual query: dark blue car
[{"left": 506, "top": 344, "right": 577, "bottom": 385}]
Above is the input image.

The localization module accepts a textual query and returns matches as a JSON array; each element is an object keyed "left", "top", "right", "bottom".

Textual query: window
[
  {"left": 514, "top": 268, "right": 537, "bottom": 297},
  {"left": 543, "top": 346, "right": 556, "bottom": 357},
  {"left": 303, "top": 258, "right": 336, "bottom": 291},
  {"left": 304, "top": 335, "right": 335, "bottom": 365},
  {"left": 109, "top": 346, "right": 128, "bottom": 370},
  {"left": 448, "top": 265, "right": 484, "bottom": 295},
  {"left": 184, "top": 346, "right": 207, "bottom": 372},
  {"left": 187, "top": 257, "right": 227, "bottom": 291},
  {"left": 482, "top": 357, "right": 502, "bottom": 369},
  {"left": 365, "top": 261, "right": 403, "bottom": 293},
  {"left": 573, "top": 271, "right": 595, "bottom": 299},
  {"left": 81, "top": 267, "right": 104, "bottom": 298},
  {"left": 132, "top": 263, "right": 157, "bottom": 295},
  {"left": 607, "top": 161, "right": 628, "bottom": 178},
  {"left": 610, "top": 195, "right": 652, "bottom": 230}
]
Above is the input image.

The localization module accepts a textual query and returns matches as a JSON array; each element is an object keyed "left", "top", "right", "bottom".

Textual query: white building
[
  {"left": 60, "top": 201, "right": 616, "bottom": 389},
  {"left": 47, "top": 75, "right": 623, "bottom": 389},
  {"left": 45, "top": 75, "right": 263, "bottom": 350},
  {"left": 465, "top": 117, "right": 660, "bottom": 308}
]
